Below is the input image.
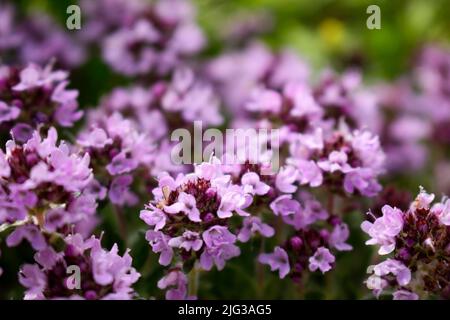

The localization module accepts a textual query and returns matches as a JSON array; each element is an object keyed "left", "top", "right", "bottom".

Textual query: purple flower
[
  {"left": 108, "top": 175, "right": 138, "bottom": 206},
  {"left": 290, "top": 159, "right": 323, "bottom": 187},
  {"left": 0, "top": 101, "right": 20, "bottom": 122},
  {"left": 361, "top": 205, "right": 403, "bottom": 255},
  {"left": 308, "top": 247, "right": 335, "bottom": 273},
  {"left": 364, "top": 187, "right": 450, "bottom": 299},
  {"left": 259, "top": 246, "right": 290, "bottom": 279},
  {"left": 145, "top": 230, "right": 173, "bottom": 266},
  {"left": 393, "top": 290, "right": 419, "bottom": 300},
  {"left": 140, "top": 205, "right": 167, "bottom": 231},
  {"left": 0, "top": 63, "right": 82, "bottom": 138},
  {"left": 77, "top": 128, "right": 113, "bottom": 149},
  {"left": 202, "top": 226, "right": 236, "bottom": 248},
  {"left": 19, "top": 264, "right": 46, "bottom": 300},
  {"left": 168, "top": 231, "right": 203, "bottom": 251},
  {"left": 270, "top": 195, "right": 301, "bottom": 216},
  {"left": 17, "top": 12, "right": 86, "bottom": 68},
  {"left": 284, "top": 82, "right": 322, "bottom": 119},
  {"left": 199, "top": 226, "right": 240, "bottom": 271},
  {"left": 165, "top": 192, "right": 201, "bottom": 222},
  {"left": 6, "top": 224, "right": 47, "bottom": 251},
  {"left": 241, "top": 172, "right": 270, "bottom": 196},
  {"left": 157, "top": 269, "right": 192, "bottom": 300},
  {"left": 237, "top": 216, "right": 274, "bottom": 242},
  {"left": 200, "top": 244, "right": 241, "bottom": 271},
  {"left": 141, "top": 157, "right": 248, "bottom": 272},
  {"left": 19, "top": 234, "right": 140, "bottom": 300},
  {"left": 281, "top": 192, "right": 329, "bottom": 230},
  {"left": 245, "top": 88, "right": 282, "bottom": 114},
  {"left": 103, "top": 20, "right": 159, "bottom": 76},
  {"left": 432, "top": 198, "right": 450, "bottom": 226},
  {"left": 411, "top": 187, "right": 435, "bottom": 211},
  {"left": 343, "top": 168, "right": 382, "bottom": 197},
  {"left": 317, "top": 151, "right": 351, "bottom": 173},
  {"left": 77, "top": 112, "right": 154, "bottom": 206},
  {"left": 275, "top": 166, "right": 298, "bottom": 193},
  {"left": 370, "top": 259, "right": 411, "bottom": 287},
  {"left": 329, "top": 223, "right": 353, "bottom": 251},
  {"left": 218, "top": 187, "right": 252, "bottom": 218}
]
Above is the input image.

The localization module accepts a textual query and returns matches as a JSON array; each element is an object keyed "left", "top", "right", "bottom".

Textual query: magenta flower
[
  {"left": 270, "top": 195, "right": 301, "bottom": 217},
  {"left": 241, "top": 172, "right": 270, "bottom": 196},
  {"left": 329, "top": 223, "right": 353, "bottom": 251},
  {"left": 6, "top": 224, "right": 46, "bottom": 251},
  {"left": 0, "top": 63, "right": 82, "bottom": 141},
  {"left": 275, "top": 166, "right": 298, "bottom": 193},
  {"left": 19, "top": 234, "right": 140, "bottom": 300},
  {"left": 168, "top": 231, "right": 203, "bottom": 252},
  {"left": 363, "top": 188, "right": 450, "bottom": 299},
  {"left": 361, "top": 205, "right": 403, "bottom": 255},
  {"left": 237, "top": 216, "right": 274, "bottom": 242},
  {"left": 259, "top": 246, "right": 290, "bottom": 279},
  {"left": 308, "top": 247, "right": 335, "bottom": 273},
  {"left": 157, "top": 269, "right": 193, "bottom": 300},
  {"left": 141, "top": 157, "right": 249, "bottom": 274},
  {"left": 393, "top": 290, "right": 419, "bottom": 300},
  {"left": 103, "top": 20, "right": 159, "bottom": 76},
  {"left": 145, "top": 230, "right": 173, "bottom": 266}
]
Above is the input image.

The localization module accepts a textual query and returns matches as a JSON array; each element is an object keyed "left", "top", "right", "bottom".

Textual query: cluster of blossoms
[
  {"left": 83, "top": 65, "right": 223, "bottom": 178},
  {"left": 208, "top": 42, "right": 378, "bottom": 133},
  {"left": 79, "top": 0, "right": 204, "bottom": 76},
  {"left": 260, "top": 192, "right": 352, "bottom": 281},
  {"left": 140, "top": 157, "right": 257, "bottom": 298},
  {"left": 0, "top": 127, "right": 95, "bottom": 251},
  {"left": 0, "top": 4, "right": 85, "bottom": 68},
  {"left": 89, "top": 66, "right": 222, "bottom": 136},
  {"left": 217, "top": 148, "right": 353, "bottom": 282},
  {"left": 19, "top": 234, "right": 140, "bottom": 300},
  {"left": 77, "top": 112, "right": 154, "bottom": 207},
  {"left": 362, "top": 188, "right": 450, "bottom": 300},
  {"left": 208, "top": 41, "right": 385, "bottom": 199},
  {"left": 0, "top": 63, "right": 82, "bottom": 143},
  {"left": 207, "top": 42, "right": 310, "bottom": 117},
  {"left": 286, "top": 126, "right": 385, "bottom": 197}
]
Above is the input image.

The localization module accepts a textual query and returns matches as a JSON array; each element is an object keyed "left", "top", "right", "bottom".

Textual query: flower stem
[
  {"left": 188, "top": 264, "right": 200, "bottom": 298},
  {"left": 114, "top": 205, "right": 128, "bottom": 244},
  {"left": 327, "top": 193, "right": 335, "bottom": 215}
]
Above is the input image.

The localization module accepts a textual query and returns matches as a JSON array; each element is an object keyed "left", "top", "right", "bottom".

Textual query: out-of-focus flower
[
  {"left": 77, "top": 112, "right": 154, "bottom": 206},
  {"left": 92, "top": 0, "right": 204, "bottom": 76},
  {"left": 0, "top": 63, "right": 82, "bottom": 142},
  {"left": 19, "top": 234, "right": 140, "bottom": 300}
]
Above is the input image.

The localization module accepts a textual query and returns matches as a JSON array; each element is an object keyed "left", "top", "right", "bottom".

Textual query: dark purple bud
[
  {"left": 328, "top": 215, "right": 342, "bottom": 226},
  {"left": 204, "top": 213, "right": 215, "bottom": 222},
  {"left": 34, "top": 112, "right": 49, "bottom": 124},
  {"left": 65, "top": 244, "right": 77, "bottom": 257},
  {"left": 405, "top": 238, "right": 415, "bottom": 248},
  {"left": 11, "top": 99, "right": 23, "bottom": 109},
  {"left": 26, "top": 152, "right": 39, "bottom": 167},
  {"left": 11, "top": 123, "right": 33, "bottom": 143},
  {"left": 397, "top": 248, "right": 411, "bottom": 262},
  {"left": 85, "top": 290, "right": 98, "bottom": 300},
  {"left": 320, "top": 229, "right": 330, "bottom": 241},
  {"left": 290, "top": 236, "right": 303, "bottom": 251}
]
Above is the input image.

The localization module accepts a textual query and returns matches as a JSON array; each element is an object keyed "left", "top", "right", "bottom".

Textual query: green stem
[
  {"left": 256, "top": 238, "right": 265, "bottom": 298},
  {"left": 114, "top": 205, "right": 128, "bottom": 244},
  {"left": 188, "top": 264, "right": 200, "bottom": 297}
]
